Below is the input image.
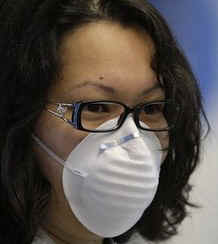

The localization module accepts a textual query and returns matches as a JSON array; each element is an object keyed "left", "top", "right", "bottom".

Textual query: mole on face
[{"left": 99, "top": 76, "right": 104, "bottom": 80}]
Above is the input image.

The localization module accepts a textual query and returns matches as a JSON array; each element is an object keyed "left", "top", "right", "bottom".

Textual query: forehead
[{"left": 51, "top": 21, "right": 158, "bottom": 101}]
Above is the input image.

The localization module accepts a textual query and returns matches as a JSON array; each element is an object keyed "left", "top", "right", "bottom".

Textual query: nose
[
  {"left": 117, "top": 114, "right": 140, "bottom": 135},
  {"left": 117, "top": 105, "right": 140, "bottom": 129}
]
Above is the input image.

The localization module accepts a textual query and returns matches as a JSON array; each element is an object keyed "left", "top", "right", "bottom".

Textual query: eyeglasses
[{"left": 47, "top": 100, "right": 181, "bottom": 133}]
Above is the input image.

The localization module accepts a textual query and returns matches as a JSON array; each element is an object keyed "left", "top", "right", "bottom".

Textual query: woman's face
[{"left": 33, "top": 21, "right": 168, "bottom": 244}]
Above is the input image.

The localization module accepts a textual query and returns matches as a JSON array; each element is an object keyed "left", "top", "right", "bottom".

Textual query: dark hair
[{"left": 0, "top": 0, "right": 209, "bottom": 243}]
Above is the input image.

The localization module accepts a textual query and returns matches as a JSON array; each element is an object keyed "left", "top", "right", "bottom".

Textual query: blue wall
[
  {"left": 150, "top": 0, "right": 218, "bottom": 109},
  {"left": 147, "top": 3, "right": 218, "bottom": 244}
]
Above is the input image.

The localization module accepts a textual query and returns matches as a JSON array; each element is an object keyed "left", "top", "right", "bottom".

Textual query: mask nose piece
[
  {"left": 99, "top": 115, "right": 142, "bottom": 153},
  {"left": 99, "top": 132, "right": 140, "bottom": 153}
]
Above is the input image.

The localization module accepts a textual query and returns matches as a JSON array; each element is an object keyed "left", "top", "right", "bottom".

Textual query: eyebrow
[{"left": 73, "top": 80, "right": 161, "bottom": 97}]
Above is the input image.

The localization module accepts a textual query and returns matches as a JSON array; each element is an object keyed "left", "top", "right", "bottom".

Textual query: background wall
[{"left": 149, "top": 1, "right": 218, "bottom": 243}]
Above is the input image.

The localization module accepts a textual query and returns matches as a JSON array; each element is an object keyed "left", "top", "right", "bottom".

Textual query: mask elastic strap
[
  {"left": 32, "top": 134, "right": 87, "bottom": 178},
  {"left": 32, "top": 134, "right": 65, "bottom": 166}
]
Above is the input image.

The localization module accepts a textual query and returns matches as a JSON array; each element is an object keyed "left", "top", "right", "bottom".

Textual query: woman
[{"left": 0, "top": 0, "right": 209, "bottom": 244}]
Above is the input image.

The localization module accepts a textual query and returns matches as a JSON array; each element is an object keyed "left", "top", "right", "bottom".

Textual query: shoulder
[
  {"left": 126, "top": 232, "right": 150, "bottom": 244},
  {"left": 32, "top": 230, "right": 149, "bottom": 244},
  {"left": 32, "top": 229, "right": 55, "bottom": 244}
]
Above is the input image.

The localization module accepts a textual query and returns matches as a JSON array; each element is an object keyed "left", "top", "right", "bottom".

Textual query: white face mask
[{"left": 32, "top": 116, "right": 163, "bottom": 238}]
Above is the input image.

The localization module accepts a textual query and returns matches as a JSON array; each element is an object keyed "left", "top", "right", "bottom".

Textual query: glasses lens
[
  {"left": 138, "top": 101, "right": 180, "bottom": 131},
  {"left": 80, "top": 102, "right": 125, "bottom": 131}
]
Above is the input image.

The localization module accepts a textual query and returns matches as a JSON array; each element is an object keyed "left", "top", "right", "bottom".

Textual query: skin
[{"left": 33, "top": 21, "right": 169, "bottom": 244}]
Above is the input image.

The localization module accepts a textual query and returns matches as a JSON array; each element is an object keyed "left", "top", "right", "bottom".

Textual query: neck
[{"left": 43, "top": 228, "right": 104, "bottom": 244}]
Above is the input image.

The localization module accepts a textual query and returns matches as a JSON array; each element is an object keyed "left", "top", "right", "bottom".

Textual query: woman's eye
[
  {"left": 143, "top": 104, "right": 164, "bottom": 115},
  {"left": 85, "top": 104, "right": 110, "bottom": 113}
]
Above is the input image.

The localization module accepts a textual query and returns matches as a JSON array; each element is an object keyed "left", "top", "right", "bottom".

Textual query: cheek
[
  {"left": 32, "top": 111, "right": 90, "bottom": 199},
  {"left": 155, "top": 131, "right": 169, "bottom": 160},
  {"left": 34, "top": 110, "right": 89, "bottom": 160}
]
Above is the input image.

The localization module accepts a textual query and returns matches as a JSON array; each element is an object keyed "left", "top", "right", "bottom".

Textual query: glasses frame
[{"left": 47, "top": 99, "right": 181, "bottom": 133}]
